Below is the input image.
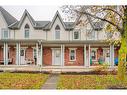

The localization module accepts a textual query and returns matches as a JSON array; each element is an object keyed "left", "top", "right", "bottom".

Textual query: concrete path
[{"left": 41, "top": 74, "right": 59, "bottom": 89}]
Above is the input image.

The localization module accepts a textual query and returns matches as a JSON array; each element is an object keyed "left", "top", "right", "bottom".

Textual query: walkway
[{"left": 41, "top": 74, "right": 59, "bottom": 89}]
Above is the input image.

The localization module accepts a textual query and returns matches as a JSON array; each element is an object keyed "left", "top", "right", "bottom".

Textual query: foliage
[
  {"left": 57, "top": 75, "right": 127, "bottom": 89},
  {"left": 0, "top": 72, "right": 49, "bottom": 89},
  {"left": 61, "top": 5, "right": 127, "bottom": 81}
]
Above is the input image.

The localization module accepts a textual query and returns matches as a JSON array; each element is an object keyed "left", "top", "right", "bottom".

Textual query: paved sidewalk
[{"left": 41, "top": 74, "right": 59, "bottom": 89}]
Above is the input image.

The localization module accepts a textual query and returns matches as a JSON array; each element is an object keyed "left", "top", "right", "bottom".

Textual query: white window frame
[
  {"left": 55, "top": 30, "right": 60, "bottom": 40},
  {"left": 24, "top": 28, "right": 29, "bottom": 38},
  {"left": 1, "top": 28, "right": 10, "bottom": 39},
  {"left": 91, "top": 48, "right": 97, "bottom": 61},
  {"left": 73, "top": 29, "right": 80, "bottom": 40},
  {"left": 69, "top": 48, "right": 76, "bottom": 61}
]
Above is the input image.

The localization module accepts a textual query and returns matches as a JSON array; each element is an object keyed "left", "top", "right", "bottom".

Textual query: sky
[{"left": 2, "top": 6, "right": 65, "bottom": 21}]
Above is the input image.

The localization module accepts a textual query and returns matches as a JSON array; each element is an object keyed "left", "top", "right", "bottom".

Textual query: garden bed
[{"left": 61, "top": 70, "right": 117, "bottom": 75}]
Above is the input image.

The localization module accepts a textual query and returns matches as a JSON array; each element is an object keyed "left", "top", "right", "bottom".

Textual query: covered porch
[{"left": 0, "top": 40, "right": 119, "bottom": 69}]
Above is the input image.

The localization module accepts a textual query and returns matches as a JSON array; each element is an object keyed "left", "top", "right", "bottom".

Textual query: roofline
[
  {"left": 48, "top": 11, "right": 66, "bottom": 30},
  {"left": 18, "top": 9, "right": 35, "bottom": 28},
  {"left": 0, "top": 11, "right": 8, "bottom": 27}
]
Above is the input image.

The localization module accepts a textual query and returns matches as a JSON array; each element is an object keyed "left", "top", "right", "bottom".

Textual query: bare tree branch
[
  {"left": 75, "top": 9, "right": 123, "bottom": 33},
  {"left": 102, "top": 8, "right": 123, "bottom": 19}
]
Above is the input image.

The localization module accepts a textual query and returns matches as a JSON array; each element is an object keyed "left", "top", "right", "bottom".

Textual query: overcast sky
[{"left": 2, "top": 6, "right": 65, "bottom": 21}]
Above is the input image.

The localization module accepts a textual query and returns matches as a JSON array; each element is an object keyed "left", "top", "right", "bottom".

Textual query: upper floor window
[
  {"left": 1, "top": 28, "right": 10, "bottom": 39},
  {"left": 55, "top": 25, "right": 60, "bottom": 39},
  {"left": 73, "top": 30, "right": 80, "bottom": 40},
  {"left": 24, "top": 24, "right": 30, "bottom": 38}
]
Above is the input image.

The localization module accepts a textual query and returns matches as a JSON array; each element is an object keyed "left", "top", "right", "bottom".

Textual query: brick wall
[
  {"left": 0, "top": 46, "right": 3, "bottom": 60},
  {"left": 25, "top": 46, "right": 33, "bottom": 60},
  {"left": 9, "top": 46, "right": 16, "bottom": 64},
  {"left": 43, "top": 47, "right": 52, "bottom": 66},
  {"left": 64, "top": 47, "right": 84, "bottom": 66}
]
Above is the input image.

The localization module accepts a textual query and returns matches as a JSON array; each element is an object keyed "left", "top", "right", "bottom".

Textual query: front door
[
  {"left": 53, "top": 49, "right": 61, "bottom": 65},
  {"left": 103, "top": 49, "right": 110, "bottom": 64},
  {"left": 20, "top": 49, "right": 25, "bottom": 65}
]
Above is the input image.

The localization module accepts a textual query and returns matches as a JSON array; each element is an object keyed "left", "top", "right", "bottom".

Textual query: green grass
[
  {"left": 57, "top": 74, "right": 127, "bottom": 89},
  {"left": 0, "top": 72, "right": 49, "bottom": 89}
]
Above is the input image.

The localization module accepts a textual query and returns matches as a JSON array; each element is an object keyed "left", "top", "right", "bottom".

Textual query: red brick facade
[
  {"left": 64, "top": 47, "right": 84, "bottom": 66},
  {"left": 43, "top": 47, "right": 52, "bottom": 66},
  {"left": 9, "top": 46, "right": 16, "bottom": 64},
  {"left": 0, "top": 46, "right": 3, "bottom": 61}
]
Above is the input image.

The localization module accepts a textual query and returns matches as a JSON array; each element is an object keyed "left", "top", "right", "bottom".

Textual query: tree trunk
[
  {"left": 117, "top": 6, "right": 127, "bottom": 81},
  {"left": 118, "top": 37, "right": 126, "bottom": 81}
]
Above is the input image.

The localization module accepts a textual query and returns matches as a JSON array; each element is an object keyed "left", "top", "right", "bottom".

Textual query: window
[
  {"left": 69, "top": 49, "right": 76, "bottom": 61},
  {"left": 73, "top": 31, "right": 79, "bottom": 40},
  {"left": 24, "top": 24, "right": 30, "bottom": 38},
  {"left": 1, "top": 28, "right": 9, "bottom": 39},
  {"left": 91, "top": 49, "right": 97, "bottom": 60},
  {"left": 55, "top": 25, "right": 60, "bottom": 39}
]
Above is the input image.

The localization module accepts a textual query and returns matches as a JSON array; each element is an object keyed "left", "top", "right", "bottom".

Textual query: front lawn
[
  {"left": 57, "top": 75, "right": 127, "bottom": 89},
  {"left": 0, "top": 72, "right": 49, "bottom": 89}
]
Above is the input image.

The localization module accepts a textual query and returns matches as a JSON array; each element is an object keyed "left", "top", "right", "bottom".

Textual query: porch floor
[{"left": 0, "top": 65, "right": 117, "bottom": 73}]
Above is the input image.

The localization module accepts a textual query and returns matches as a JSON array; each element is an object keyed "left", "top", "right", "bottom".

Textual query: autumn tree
[{"left": 61, "top": 5, "right": 127, "bottom": 81}]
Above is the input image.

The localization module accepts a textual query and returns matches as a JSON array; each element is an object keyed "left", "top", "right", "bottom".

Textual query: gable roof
[
  {"left": 17, "top": 9, "right": 36, "bottom": 28},
  {"left": 10, "top": 10, "right": 74, "bottom": 30},
  {"left": 43, "top": 11, "right": 74, "bottom": 30},
  {"left": 48, "top": 11, "right": 66, "bottom": 29},
  {"left": 0, "top": 6, "right": 17, "bottom": 26}
]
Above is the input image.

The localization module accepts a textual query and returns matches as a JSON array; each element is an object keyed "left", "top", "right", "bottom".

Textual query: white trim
[
  {"left": 88, "top": 44, "right": 91, "bottom": 67},
  {"left": 18, "top": 43, "right": 21, "bottom": 65},
  {"left": 3, "top": 43, "right": 6, "bottom": 65},
  {"left": 61, "top": 45, "right": 63, "bottom": 66},
  {"left": 69, "top": 48, "right": 76, "bottom": 61},
  {"left": 84, "top": 44, "right": 87, "bottom": 67},
  {"left": 63, "top": 45, "right": 65, "bottom": 66},
  {"left": 36, "top": 43, "right": 39, "bottom": 65},
  {"left": 16, "top": 43, "right": 19, "bottom": 65}
]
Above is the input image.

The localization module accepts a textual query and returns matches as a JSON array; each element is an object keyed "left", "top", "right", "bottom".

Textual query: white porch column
[
  {"left": 36, "top": 43, "right": 39, "bottom": 65},
  {"left": 5, "top": 43, "right": 8, "bottom": 65},
  {"left": 61, "top": 44, "right": 63, "bottom": 66},
  {"left": 3, "top": 43, "right": 6, "bottom": 65},
  {"left": 16, "top": 43, "right": 19, "bottom": 65},
  {"left": 62, "top": 45, "right": 65, "bottom": 66},
  {"left": 88, "top": 44, "right": 91, "bottom": 67},
  {"left": 40, "top": 44, "right": 43, "bottom": 66},
  {"left": 110, "top": 44, "right": 114, "bottom": 68},
  {"left": 84, "top": 44, "right": 87, "bottom": 67},
  {"left": 4, "top": 42, "right": 8, "bottom": 65},
  {"left": 18, "top": 43, "right": 21, "bottom": 65}
]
